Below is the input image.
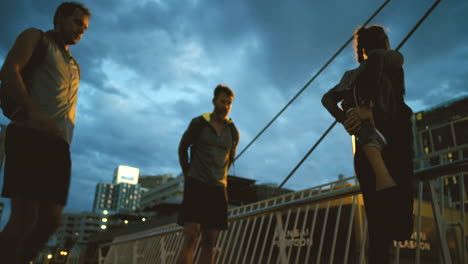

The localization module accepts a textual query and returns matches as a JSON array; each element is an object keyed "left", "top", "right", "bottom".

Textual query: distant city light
[
  {"left": 101, "top": 225, "right": 107, "bottom": 230},
  {"left": 102, "top": 218, "right": 108, "bottom": 222},
  {"left": 47, "top": 254, "right": 53, "bottom": 259},
  {"left": 124, "top": 220, "right": 129, "bottom": 224},
  {"left": 142, "top": 218, "right": 146, "bottom": 222},
  {"left": 103, "top": 210, "right": 109, "bottom": 215},
  {"left": 60, "top": 251, "right": 68, "bottom": 256}
]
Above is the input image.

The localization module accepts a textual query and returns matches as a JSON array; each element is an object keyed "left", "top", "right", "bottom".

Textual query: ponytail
[
  {"left": 354, "top": 27, "right": 367, "bottom": 63},
  {"left": 354, "top": 25, "right": 389, "bottom": 63}
]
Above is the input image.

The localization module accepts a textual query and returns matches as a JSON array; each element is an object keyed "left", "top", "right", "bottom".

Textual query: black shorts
[
  {"left": 2, "top": 124, "right": 71, "bottom": 205},
  {"left": 178, "top": 177, "right": 228, "bottom": 230}
]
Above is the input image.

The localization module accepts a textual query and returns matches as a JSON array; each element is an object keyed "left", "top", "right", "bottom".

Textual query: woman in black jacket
[{"left": 336, "top": 25, "right": 414, "bottom": 263}]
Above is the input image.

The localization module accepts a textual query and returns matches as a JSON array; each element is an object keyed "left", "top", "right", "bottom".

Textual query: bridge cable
[
  {"left": 234, "top": 0, "right": 391, "bottom": 161},
  {"left": 276, "top": 0, "right": 441, "bottom": 191}
]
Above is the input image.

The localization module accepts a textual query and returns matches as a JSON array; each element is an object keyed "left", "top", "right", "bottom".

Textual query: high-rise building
[
  {"left": 93, "top": 165, "right": 142, "bottom": 214},
  {"left": 93, "top": 182, "right": 141, "bottom": 214}
]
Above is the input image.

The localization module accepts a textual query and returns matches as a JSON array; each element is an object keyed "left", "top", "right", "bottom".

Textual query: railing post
[
  {"left": 393, "top": 242, "right": 400, "bottom": 264},
  {"left": 428, "top": 180, "right": 452, "bottom": 263},
  {"left": 415, "top": 181, "right": 423, "bottom": 264},
  {"left": 98, "top": 247, "right": 104, "bottom": 264},
  {"left": 358, "top": 220, "right": 368, "bottom": 264},
  {"left": 458, "top": 172, "right": 466, "bottom": 264},
  {"left": 160, "top": 237, "right": 168, "bottom": 264},
  {"left": 275, "top": 212, "right": 288, "bottom": 264},
  {"left": 132, "top": 240, "right": 144, "bottom": 264}
]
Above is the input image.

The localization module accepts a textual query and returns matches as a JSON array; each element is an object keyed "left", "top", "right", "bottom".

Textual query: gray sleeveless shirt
[{"left": 16, "top": 30, "right": 80, "bottom": 144}]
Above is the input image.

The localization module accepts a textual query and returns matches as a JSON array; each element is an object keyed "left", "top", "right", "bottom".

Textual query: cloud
[{"left": 0, "top": 0, "right": 466, "bottom": 228}]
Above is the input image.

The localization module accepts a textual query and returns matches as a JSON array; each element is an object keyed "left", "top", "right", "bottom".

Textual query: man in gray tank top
[{"left": 0, "top": 2, "right": 90, "bottom": 263}]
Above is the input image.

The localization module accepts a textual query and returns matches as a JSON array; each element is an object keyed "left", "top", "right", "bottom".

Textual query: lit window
[{"left": 416, "top": 112, "right": 423, "bottom": 120}]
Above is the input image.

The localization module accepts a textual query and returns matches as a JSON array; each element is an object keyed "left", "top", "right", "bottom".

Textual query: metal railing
[
  {"left": 95, "top": 177, "right": 367, "bottom": 264},
  {"left": 65, "top": 160, "right": 468, "bottom": 264},
  {"left": 414, "top": 144, "right": 468, "bottom": 171},
  {"left": 415, "top": 159, "right": 468, "bottom": 264}
]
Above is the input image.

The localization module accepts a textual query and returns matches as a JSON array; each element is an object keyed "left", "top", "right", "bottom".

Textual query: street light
[{"left": 47, "top": 254, "right": 53, "bottom": 259}]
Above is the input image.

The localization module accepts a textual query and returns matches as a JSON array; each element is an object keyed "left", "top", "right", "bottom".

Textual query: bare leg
[
  {"left": 0, "top": 198, "right": 40, "bottom": 263},
  {"left": 21, "top": 201, "right": 64, "bottom": 263},
  {"left": 177, "top": 223, "right": 200, "bottom": 264},
  {"left": 199, "top": 228, "right": 220, "bottom": 264},
  {"left": 363, "top": 146, "right": 396, "bottom": 191}
]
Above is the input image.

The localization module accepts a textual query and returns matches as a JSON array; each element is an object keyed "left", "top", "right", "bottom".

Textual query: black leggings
[{"left": 354, "top": 147, "right": 413, "bottom": 264}]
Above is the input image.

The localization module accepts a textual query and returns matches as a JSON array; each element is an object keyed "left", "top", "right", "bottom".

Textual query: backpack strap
[
  {"left": 188, "top": 116, "right": 208, "bottom": 162},
  {"left": 192, "top": 115, "right": 208, "bottom": 142}
]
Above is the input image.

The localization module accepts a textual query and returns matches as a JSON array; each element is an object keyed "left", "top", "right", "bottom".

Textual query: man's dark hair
[
  {"left": 54, "top": 2, "right": 91, "bottom": 29},
  {"left": 353, "top": 25, "right": 389, "bottom": 63},
  {"left": 214, "top": 84, "right": 235, "bottom": 99}
]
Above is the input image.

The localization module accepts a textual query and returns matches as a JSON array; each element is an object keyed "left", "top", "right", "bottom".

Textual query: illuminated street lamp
[{"left": 47, "top": 254, "right": 53, "bottom": 259}]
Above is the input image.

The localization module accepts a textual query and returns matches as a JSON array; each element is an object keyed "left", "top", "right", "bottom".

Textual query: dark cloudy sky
[{"left": 0, "top": 0, "right": 467, "bottom": 228}]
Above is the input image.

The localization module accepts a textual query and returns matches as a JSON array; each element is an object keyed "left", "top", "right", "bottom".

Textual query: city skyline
[{"left": 0, "top": 0, "right": 467, "bottom": 229}]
